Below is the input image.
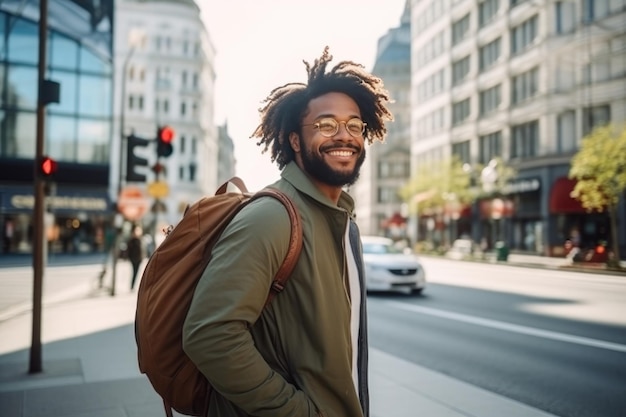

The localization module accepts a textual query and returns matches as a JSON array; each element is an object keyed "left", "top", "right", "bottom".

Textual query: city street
[
  {"left": 0, "top": 254, "right": 624, "bottom": 416},
  {"left": 369, "top": 257, "right": 626, "bottom": 417}
]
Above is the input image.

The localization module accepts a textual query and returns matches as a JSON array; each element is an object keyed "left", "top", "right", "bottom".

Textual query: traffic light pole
[
  {"left": 110, "top": 44, "right": 138, "bottom": 297},
  {"left": 30, "top": 0, "right": 49, "bottom": 374}
]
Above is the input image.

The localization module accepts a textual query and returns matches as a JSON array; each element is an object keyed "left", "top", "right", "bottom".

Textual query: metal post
[
  {"left": 30, "top": 0, "right": 48, "bottom": 374},
  {"left": 110, "top": 45, "right": 136, "bottom": 297}
]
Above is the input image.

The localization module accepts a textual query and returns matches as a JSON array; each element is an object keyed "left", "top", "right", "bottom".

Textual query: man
[{"left": 183, "top": 47, "right": 393, "bottom": 417}]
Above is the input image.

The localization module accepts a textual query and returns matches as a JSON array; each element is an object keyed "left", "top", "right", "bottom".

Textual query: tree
[
  {"left": 569, "top": 124, "right": 626, "bottom": 268},
  {"left": 399, "top": 156, "right": 473, "bottom": 215},
  {"left": 399, "top": 156, "right": 516, "bottom": 214}
]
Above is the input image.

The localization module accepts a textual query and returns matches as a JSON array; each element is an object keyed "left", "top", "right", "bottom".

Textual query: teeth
[{"left": 328, "top": 150, "right": 353, "bottom": 157}]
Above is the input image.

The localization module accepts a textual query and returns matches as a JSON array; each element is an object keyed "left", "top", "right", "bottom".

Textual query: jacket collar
[{"left": 279, "top": 162, "right": 355, "bottom": 216}]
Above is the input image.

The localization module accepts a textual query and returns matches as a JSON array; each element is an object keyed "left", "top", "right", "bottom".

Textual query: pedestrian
[
  {"left": 182, "top": 46, "right": 392, "bottom": 417},
  {"left": 127, "top": 226, "right": 145, "bottom": 290}
]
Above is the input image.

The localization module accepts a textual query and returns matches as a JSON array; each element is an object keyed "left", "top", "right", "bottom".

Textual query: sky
[{"left": 200, "top": 0, "right": 407, "bottom": 191}]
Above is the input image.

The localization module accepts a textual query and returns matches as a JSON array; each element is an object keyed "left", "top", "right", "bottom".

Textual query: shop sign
[
  {"left": 6, "top": 192, "right": 108, "bottom": 212},
  {"left": 502, "top": 177, "right": 541, "bottom": 195}
]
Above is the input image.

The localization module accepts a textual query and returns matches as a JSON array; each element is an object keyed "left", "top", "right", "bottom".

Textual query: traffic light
[
  {"left": 156, "top": 125, "right": 175, "bottom": 158},
  {"left": 126, "top": 134, "right": 150, "bottom": 182},
  {"left": 39, "top": 156, "right": 58, "bottom": 178}
]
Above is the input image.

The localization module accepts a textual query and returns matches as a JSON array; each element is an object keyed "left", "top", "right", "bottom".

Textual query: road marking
[{"left": 387, "top": 301, "right": 626, "bottom": 353}]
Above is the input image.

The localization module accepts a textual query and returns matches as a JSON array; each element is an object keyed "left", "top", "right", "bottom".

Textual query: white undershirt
[{"left": 344, "top": 223, "right": 361, "bottom": 397}]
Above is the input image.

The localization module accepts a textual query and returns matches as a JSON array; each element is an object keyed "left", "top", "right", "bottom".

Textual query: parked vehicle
[
  {"left": 446, "top": 238, "right": 475, "bottom": 260},
  {"left": 361, "top": 236, "right": 426, "bottom": 294}
]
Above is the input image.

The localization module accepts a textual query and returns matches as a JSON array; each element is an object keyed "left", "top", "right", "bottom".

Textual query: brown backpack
[{"left": 135, "top": 177, "right": 303, "bottom": 417}]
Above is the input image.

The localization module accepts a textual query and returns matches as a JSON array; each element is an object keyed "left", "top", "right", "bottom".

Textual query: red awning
[{"left": 549, "top": 177, "right": 586, "bottom": 214}]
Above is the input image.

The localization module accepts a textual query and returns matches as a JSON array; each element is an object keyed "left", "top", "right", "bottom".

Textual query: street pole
[
  {"left": 110, "top": 45, "right": 136, "bottom": 297},
  {"left": 30, "top": 0, "right": 48, "bottom": 374}
]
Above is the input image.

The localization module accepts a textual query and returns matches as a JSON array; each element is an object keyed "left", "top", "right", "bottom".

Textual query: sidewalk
[{"left": 0, "top": 259, "right": 561, "bottom": 417}]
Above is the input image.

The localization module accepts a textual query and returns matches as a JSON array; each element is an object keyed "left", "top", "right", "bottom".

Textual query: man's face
[{"left": 292, "top": 92, "right": 366, "bottom": 187}]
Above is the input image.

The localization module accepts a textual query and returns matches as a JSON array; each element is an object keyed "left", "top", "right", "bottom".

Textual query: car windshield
[{"left": 362, "top": 242, "right": 403, "bottom": 255}]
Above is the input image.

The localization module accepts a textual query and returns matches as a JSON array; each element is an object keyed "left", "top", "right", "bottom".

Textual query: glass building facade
[{"left": 0, "top": 0, "right": 114, "bottom": 255}]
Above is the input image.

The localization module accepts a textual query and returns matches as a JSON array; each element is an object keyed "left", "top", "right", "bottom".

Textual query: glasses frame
[{"left": 302, "top": 117, "right": 367, "bottom": 138}]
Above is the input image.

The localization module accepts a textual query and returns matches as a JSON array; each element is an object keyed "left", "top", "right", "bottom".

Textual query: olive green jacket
[{"left": 183, "top": 162, "right": 369, "bottom": 417}]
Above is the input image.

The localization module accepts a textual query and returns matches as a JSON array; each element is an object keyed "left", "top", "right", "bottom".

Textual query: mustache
[{"left": 320, "top": 143, "right": 362, "bottom": 153}]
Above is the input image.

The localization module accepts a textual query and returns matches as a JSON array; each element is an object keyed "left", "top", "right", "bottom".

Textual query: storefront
[
  {"left": 548, "top": 177, "right": 610, "bottom": 257},
  {"left": 505, "top": 177, "right": 543, "bottom": 253},
  {"left": 0, "top": 186, "right": 112, "bottom": 254}
]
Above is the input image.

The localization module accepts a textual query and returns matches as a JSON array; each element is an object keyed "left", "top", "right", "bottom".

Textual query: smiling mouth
[{"left": 327, "top": 150, "right": 355, "bottom": 157}]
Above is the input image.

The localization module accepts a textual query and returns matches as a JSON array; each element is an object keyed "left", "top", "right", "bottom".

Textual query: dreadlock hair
[{"left": 251, "top": 46, "right": 393, "bottom": 170}]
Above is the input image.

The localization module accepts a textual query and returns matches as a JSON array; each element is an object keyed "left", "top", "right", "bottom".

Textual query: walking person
[
  {"left": 183, "top": 47, "right": 393, "bottom": 417},
  {"left": 127, "top": 226, "right": 145, "bottom": 291}
]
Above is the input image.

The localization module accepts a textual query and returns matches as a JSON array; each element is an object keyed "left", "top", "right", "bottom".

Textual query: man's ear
[{"left": 289, "top": 132, "right": 300, "bottom": 152}]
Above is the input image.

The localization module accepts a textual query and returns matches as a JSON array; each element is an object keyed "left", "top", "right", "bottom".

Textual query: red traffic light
[
  {"left": 40, "top": 156, "right": 58, "bottom": 176},
  {"left": 158, "top": 126, "right": 175, "bottom": 144}
]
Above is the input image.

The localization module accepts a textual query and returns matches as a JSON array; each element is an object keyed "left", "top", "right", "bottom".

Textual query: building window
[
  {"left": 452, "top": 14, "right": 470, "bottom": 46},
  {"left": 418, "top": 68, "right": 445, "bottom": 102},
  {"left": 582, "top": 0, "right": 609, "bottom": 23},
  {"left": 377, "top": 187, "right": 401, "bottom": 204},
  {"left": 416, "top": 31, "right": 445, "bottom": 68},
  {"left": 378, "top": 159, "right": 410, "bottom": 178},
  {"left": 452, "top": 98, "right": 471, "bottom": 126},
  {"left": 511, "top": 15, "right": 538, "bottom": 54},
  {"left": 180, "top": 135, "right": 186, "bottom": 153},
  {"left": 555, "top": 1, "right": 576, "bottom": 33},
  {"left": 452, "top": 140, "right": 471, "bottom": 164},
  {"left": 511, "top": 120, "right": 539, "bottom": 158},
  {"left": 583, "top": 104, "right": 610, "bottom": 135},
  {"left": 182, "top": 71, "right": 188, "bottom": 87},
  {"left": 557, "top": 111, "right": 576, "bottom": 152},
  {"left": 181, "top": 101, "right": 186, "bottom": 116},
  {"left": 512, "top": 67, "right": 538, "bottom": 104},
  {"left": 452, "top": 56, "right": 470, "bottom": 86},
  {"left": 479, "top": 38, "right": 501, "bottom": 71},
  {"left": 8, "top": 19, "right": 39, "bottom": 64},
  {"left": 138, "top": 95, "right": 144, "bottom": 110},
  {"left": 479, "top": 84, "right": 501, "bottom": 115},
  {"left": 582, "top": 56, "right": 611, "bottom": 85},
  {"left": 479, "top": 131, "right": 502, "bottom": 163},
  {"left": 479, "top": 0, "right": 499, "bottom": 27}
]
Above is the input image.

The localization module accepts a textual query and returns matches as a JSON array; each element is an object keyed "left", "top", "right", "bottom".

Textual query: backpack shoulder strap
[{"left": 251, "top": 189, "right": 303, "bottom": 307}]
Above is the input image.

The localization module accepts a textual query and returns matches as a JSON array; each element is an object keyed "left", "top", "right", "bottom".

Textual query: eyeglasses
[{"left": 302, "top": 117, "right": 366, "bottom": 138}]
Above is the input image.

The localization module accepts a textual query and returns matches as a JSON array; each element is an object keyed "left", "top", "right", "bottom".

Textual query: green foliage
[
  {"left": 400, "top": 156, "right": 517, "bottom": 214},
  {"left": 569, "top": 124, "right": 626, "bottom": 212},
  {"left": 399, "top": 156, "right": 473, "bottom": 214}
]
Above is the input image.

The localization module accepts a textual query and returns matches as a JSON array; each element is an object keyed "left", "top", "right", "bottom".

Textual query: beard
[{"left": 299, "top": 138, "right": 366, "bottom": 187}]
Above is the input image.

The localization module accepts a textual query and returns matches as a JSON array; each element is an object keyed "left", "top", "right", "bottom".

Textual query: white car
[{"left": 361, "top": 236, "right": 426, "bottom": 294}]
